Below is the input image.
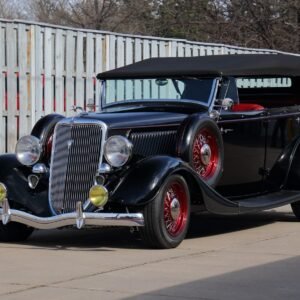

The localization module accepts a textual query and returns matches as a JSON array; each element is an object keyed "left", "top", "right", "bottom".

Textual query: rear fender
[
  {"left": 267, "top": 135, "right": 300, "bottom": 190},
  {"left": 283, "top": 136, "right": 300, "bottom": 190}
]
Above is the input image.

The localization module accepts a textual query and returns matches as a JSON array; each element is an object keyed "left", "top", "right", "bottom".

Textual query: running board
[{"left": 237, "top": 190, "right": 300, "bottom": 213}]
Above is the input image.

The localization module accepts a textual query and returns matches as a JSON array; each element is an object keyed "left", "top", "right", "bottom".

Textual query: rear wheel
[
  {"left": 178, "top": 117, "right": 224, "bottom": 187},
  {"left": 0, "top": 222, "right": 34, "bottom": 242},
  {"left": 291, "top": 201, "right": 300, "bottom": 220},
  {"left": 190, "top": 121, "right": 223, "bottom": 186},
  {"left": 141, "top": 175, "right": 190, "bottom": 249}
]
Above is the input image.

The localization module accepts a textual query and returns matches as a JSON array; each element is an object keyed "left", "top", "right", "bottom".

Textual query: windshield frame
[{"left": 99, "top": 77, "right": 220, "bottom": 111}]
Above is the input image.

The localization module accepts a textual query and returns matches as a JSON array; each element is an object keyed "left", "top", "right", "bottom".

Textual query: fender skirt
[
  {"left": 110, "top": 156, "right": 239, "bottom": 215},
  {"left": 0, "top": 154, "right": 51, "bottom": 216}
]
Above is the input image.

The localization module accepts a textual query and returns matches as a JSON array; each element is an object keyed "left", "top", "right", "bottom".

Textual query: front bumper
[{"left": 0, "top": 199, "right": 144, "bottom": 229}]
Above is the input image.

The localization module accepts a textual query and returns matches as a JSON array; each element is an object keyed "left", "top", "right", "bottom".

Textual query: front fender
[
  {"left": 110, "top": 156, "right": 184, "bottom": 206},
  {"left": 0, "top": 154, "right": 51, "bottom": 216},
  {"left": 110, "top": 156, "right": 239, "bottom": 215}
]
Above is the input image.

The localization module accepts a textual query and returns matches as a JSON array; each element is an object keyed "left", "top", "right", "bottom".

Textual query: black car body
[{"left": 1, "top": 54, "right": 300, "bottom": 248}]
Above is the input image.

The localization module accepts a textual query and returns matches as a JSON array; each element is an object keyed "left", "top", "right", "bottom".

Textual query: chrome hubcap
[
  {"left": 200, "top": 143, "right": 211, "bottom": 166},
  {"left": 170, "top": 198, "right": 181, "bottom": 220}
]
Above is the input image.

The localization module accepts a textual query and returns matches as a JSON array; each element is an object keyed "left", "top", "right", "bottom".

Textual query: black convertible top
[{"left": 97, "top": 54, "right": 300, "bottom": 79}]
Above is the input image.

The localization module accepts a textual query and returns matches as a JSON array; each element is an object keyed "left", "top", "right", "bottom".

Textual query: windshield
[{"left": 102, "top": 78, "right": 216, "bottom": 108}]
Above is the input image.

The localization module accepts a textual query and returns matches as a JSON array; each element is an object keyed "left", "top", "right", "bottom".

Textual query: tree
[
  {"left": 1, "top": 0, "right": 299, "bottom": 53},
  {"left": 29, "top": 0, "right": 156, "bottom": 32},
  {"left": 0, "top": 0, "right": 26, "bottom": 19}
]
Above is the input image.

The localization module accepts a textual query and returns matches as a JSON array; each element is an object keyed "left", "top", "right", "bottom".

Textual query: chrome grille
[
  {"left": 49, "top": 122, "right": 103, "bottom": 214},
  {"left": 130, "top": 130, "right": 177, "bottom": 156}
]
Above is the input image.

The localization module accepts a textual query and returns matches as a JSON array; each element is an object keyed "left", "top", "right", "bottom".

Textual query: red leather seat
[{"left": 231, "top": 103, "right": 264, "bottom": 112}]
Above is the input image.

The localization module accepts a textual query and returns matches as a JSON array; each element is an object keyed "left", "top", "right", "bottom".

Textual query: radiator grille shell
[{"left": 49, "top": 120, "right": 106, "bottom": 215}]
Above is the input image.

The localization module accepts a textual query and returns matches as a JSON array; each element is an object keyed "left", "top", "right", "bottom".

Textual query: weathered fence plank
[
  {"left": 65, "top": 30, "right": 75, "bottom": 117},
  {"left": 18, "top": 24, "right": 30, "bottom": 138},
  {"left": 86, "top": 33, "right": 95, "bottom": 108},
  {"left": 35, "top": 26, "right": 43, "bottom": 120},
  {"left": 55, "top": 29, "right": 64, "bottom": 115},
  {"left": 95, "top": 34, "right": 103, "bottom": 106},
  {"left": 6, "top": 23, "right": 17, "bottom": 152},
  {"left": 0, "top": 25, "right": 5, "bottom": 153},
  {"left": 44, "top": 27, "right": 53, "bottom": 115},
  {"left": 75, "top": 31, "right": 84, "bottom": 110}
]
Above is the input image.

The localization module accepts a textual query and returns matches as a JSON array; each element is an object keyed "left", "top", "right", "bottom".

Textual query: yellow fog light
[
  {"left": 89, "top": 185, "right": 108, "bottom": 207},
  {"left": 0, "top": 183, "right": 7, "bottom": 204}
]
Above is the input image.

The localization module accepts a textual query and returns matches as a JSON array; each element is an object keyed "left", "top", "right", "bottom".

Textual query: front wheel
[
  {"left": 141, "top": 174, "right": 190, "bottom": 249},
  {"left": 0, "top": 222, "right": 34, "bottom": 242}
]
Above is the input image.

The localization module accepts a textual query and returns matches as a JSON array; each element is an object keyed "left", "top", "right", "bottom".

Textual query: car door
[
  {"left": 217, "top": 107, "right": 300, "bottom": 197},
  {"left": 216, "top": 112, "right": 267, "bottom": 197}
]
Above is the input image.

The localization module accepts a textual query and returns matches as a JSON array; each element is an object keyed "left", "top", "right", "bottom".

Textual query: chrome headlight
[
  {"left": 15, "top": 135, "right": 42, "bottom": 166},
  {"left": 104, "top": 136, "right": 133, "bottom": 167}
]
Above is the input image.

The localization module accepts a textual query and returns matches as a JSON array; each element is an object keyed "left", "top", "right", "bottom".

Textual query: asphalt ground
[{"left": 0, "top": 205, "right": 299, "bottom": 300}]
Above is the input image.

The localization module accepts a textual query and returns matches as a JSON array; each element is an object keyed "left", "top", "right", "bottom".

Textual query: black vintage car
[{"left": 1, "top": 54, "right": 300, "bottom": 249}]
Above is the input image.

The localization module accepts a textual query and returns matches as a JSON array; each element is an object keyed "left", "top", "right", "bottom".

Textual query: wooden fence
[{"left": 0, "top": 19, "right": 297, "bottom": 153}]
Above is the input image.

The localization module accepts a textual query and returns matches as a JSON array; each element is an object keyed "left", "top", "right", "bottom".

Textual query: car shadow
[
  {"left": 15, "top": 208, "right": 297, "bottom": 251},
  {"left": 187, "top": 208, "right": 297, "bottom": 239}
]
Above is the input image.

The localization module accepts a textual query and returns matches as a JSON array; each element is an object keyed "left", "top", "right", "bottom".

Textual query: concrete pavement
[{"left": 0, "top": 205, "right": 299, "bottom": 299}]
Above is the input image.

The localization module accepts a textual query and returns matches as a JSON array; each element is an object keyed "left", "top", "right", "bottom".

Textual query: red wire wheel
[
  {"left": 177, "top": 117, "right": 223, "bottom": 186},
  {"left": 163, "top": 180, "right": 188, "bottom": 237},
  {"left": 141, "top": 174, "right": 190, "bottom": 249},
  {"left": 192, "top": 128, "right": 219, "bottom": 180}
]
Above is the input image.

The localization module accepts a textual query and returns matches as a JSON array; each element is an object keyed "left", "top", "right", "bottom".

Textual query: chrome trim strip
[
  {"left": 0, "top": 199, "right": 144, "bottom": 229},
  {"left": 48, "top": 118, "right": 108, "bottom": 215}
]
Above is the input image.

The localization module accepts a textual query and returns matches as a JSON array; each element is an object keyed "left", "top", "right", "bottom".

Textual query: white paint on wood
[
  {"left": 134, "top": 38, "right": 142, "bottom": 99},
  {"left": 65, "top": 30, "right": 75, "bottom": 116},
  {"left": 34, "top": 26, "right": 43, "bottom": 121},
  {"left": 108, "top": 35, "right": 116, "bottom": 70},
  {"left": 86, "top": 33, "right": 94, "bottom": 109},
  {"left": 29, "top": 25, "right": 38, "bottom": 128},
  {"left": 134, "top": 38, "right": 142, "bottom": 62},
  {"left": 75, "top": 31, "right": 84, "bottom": 109},
  {"left": 44, "top": 27, "right": 53, "bottom": 115},
  {"left": 125, "top": 38, "right": 133, "bottom": 100},
  {"left": 55, "top": 29, "right": 64, "bottom": 114},
  {"left": 159, "top": 41, "right": 166, "bottom": 57},
  {"left": 18, "top": 24, "right": 30, "bottom": 137},
  {"left": 6, "top": 23, "right": 17, "bottom": 152},
  {"left": 95, "top": 35, "right": 103, "bottom": 108}
]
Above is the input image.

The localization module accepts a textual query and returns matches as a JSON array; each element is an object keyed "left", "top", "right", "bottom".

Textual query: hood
[{"left": 77, "top": 111, "right": 188, "bottom": 129}]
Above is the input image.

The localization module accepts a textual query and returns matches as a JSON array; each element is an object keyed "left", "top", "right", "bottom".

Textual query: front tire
[
  {"left": 0, "top": 222, "right": 34, "bottom": 242},
  {"left": 141, "top": 175, "right": 190, "bottom": 249}
]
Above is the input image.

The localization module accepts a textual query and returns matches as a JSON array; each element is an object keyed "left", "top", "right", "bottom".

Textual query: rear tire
[
  {"left": 141, "top": 175, "right": 190, "bottom": 249},
  {"left": 0, "top": 222, "right": 34, "bottom": 242},
  {"left": 291, "top": 201, "right": 300, "bottom": 220},
  {"left": 178, "top": 117, "right": 224, "bottom": 187}
]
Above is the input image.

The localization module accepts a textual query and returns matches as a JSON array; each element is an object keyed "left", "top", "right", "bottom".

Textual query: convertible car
[{"left": 1, "top": 54, "right": 300, "bottom": 248}]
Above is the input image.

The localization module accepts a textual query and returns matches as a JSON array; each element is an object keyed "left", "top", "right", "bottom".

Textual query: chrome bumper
[{"left": 0, "top": 199, "right": 144, "bottom": 229}]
